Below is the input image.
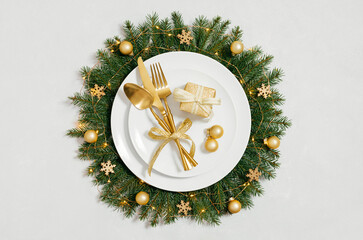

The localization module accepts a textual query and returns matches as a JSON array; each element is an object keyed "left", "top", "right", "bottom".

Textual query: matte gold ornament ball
[
  {"left": 84, "top": 130, "right": 98, "bottom": 143},
  {"left": 205, "top": 138, "right": 218, "bottom": 152},
  {"left": 230, "top": 41, "right": 244, "bottom": 55},
  {"left": 135, "top": 191, "right": 149, "bottom": 205},
  {"left": 209, "top": 125, "right": 224, "bottom": 139},
  {"left": 119, "top": 40, "right": 133, "bottom": 55},
  {"left": 228, "top": 199, "right": 242, "bottom": 214},
  {"left": 264, "top": 136, "right": 280, "bottom": 149}
]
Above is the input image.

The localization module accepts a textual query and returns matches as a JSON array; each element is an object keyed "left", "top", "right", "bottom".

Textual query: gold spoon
[
  {"left": 123, "top": 83, "right": 195, "bottom": 168},
  {"left": 124, "top": 83, "right": 154, "bottom": 110}
]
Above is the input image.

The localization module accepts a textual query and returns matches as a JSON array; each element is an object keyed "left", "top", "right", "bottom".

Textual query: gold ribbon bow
[
  {"left": 147, "top": 118, "right": 195, "bottom": 176},
  {"left": 173, "top": 88, "right": 221, "bottom": 115}
]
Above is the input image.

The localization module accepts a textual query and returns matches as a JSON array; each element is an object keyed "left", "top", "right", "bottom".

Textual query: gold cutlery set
[{"left": 124, "top": 57, "right": 198, "bottom": 175}]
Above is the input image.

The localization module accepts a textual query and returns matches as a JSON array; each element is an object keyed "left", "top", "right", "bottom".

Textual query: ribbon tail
[{"left": 147, "top": 138, "right": 173, "bottom": 176}]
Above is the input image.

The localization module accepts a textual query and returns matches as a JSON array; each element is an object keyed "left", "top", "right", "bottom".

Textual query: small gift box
[{"left": 173, "top": 82, "right": 221, "bottom": 118}]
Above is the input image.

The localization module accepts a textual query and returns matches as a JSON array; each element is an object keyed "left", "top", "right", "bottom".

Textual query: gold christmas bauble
[
  {"left": 230, "top": 41, "right": 244, "bottom": 55},
  {"left": 135, "top": 191, "right": 149, "bottom": 205},
  {"left": 264, "top": 136, "right": 280, "bottom": 149},
  {"left": 209, "top": 125, "right": 224, "bottom": 139},
  {"left": 228, "top": 199, "right": 242, "bottom": 214},
  {"left": 84, "top": 130, "right": 98, "bottom": 143},
  {"left": 119, "top": 41, "right": 133, "bottom": 55},
  {"left": 205, "top": 138, "right": 218, "bottom": 152}
]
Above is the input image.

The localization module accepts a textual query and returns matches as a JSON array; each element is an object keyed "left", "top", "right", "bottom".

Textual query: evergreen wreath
[{"left": 67, "top": 12, "right": 291, "bottom": 226}]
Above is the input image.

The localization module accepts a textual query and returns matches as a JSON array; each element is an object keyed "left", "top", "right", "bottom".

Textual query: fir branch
[{"left": 68, "top": 12, "right": 290, "bottom": 226}]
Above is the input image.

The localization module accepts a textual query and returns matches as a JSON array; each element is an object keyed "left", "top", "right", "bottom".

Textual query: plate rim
[{"left": 111, "top": 51, "right": 251, "bottom": 192}]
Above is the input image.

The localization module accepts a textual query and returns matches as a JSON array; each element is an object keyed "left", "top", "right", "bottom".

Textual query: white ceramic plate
[{"left": 111, "top": 52, "right": 250, "bottom": 192}]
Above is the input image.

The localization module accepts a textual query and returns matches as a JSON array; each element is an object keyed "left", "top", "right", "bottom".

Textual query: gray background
[{"left": 1, "top": 0, "right": 362, "bottom": 239}]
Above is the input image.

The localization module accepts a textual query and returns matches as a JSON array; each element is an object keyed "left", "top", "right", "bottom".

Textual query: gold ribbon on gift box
[
  {"left": 147, "top": 118, "right": 195, "bottom": 176},
  {"left": 173, "top": 87, "right": 221, "bottom": 116}
]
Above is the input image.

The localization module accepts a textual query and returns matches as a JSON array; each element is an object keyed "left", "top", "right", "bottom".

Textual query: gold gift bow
[
  {"left": 173, "top": 87, "right": 221, "bottom": 115},
  {"left": 147, "top": 118, "right": 195, "bottom": 176}
]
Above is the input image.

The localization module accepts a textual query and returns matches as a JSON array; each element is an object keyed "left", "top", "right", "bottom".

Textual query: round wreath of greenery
[{"left": 67, "top": 12, "right": 290, "bottom": 226}]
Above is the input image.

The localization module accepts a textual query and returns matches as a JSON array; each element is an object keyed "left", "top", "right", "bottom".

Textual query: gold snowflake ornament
[
  {"left": 176, "top": 200, "right": 192, "bottom": 216},
  {"left": 100, "top": 160, "right": 116, "bottom": 176},
  {"left": 257, "top": 83, "right": 272, "bottom": 99},
  {"left": 246, "top": 167, "right": 262, "bottom": 182},
  {"left": 177, "top": 30, "right": 193, "bottom": 45},
  {"left": 90, "top": 84, "right": 106, "bottom": 99}
]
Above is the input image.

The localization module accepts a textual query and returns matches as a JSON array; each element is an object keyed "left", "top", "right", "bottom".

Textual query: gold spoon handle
[{"left": 163, "top": 99, "right": 198, "bottom": 167}]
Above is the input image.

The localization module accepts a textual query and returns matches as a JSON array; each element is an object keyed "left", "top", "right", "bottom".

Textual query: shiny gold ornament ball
[
  {"left": 230, "top": 41, "right": 244, "bottom": 55},
  {"left": 135, "top": 191, "right": 149, "bottom": 205},
  {"left": 205, "top": 138, "right": 218, "bottom": 152},
  {"left": 119, "top": 41, "right": 133, "bottom": 55},
  {"left": 264, "top": 136, "right": 280, "bottom": 149},
  {"left": 84, "top": 130, "right": 98, "bottom": 143},
  {"left": 228, "top": 199, "right": 242, "bottom": 214},
  {"left": 209, "top": 125, "right": 224, "bottom": 139}
]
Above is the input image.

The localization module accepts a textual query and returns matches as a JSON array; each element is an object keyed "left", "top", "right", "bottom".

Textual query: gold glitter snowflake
[
  {"left": 257, "top": 83, "right": 272, "bottom": 99},
  {"left": 100, "top": 160, "right": 116, "bottom": 176},
  {"left": 176, "top": 200, "right": 192, "bottom": 216},
  {"left": 90, "top": 84, "right": 106, "bottom": 99},
  {"left": 177, "top": 30, "right": 193, "bottom": 45},
  {"left": 246, "top": 168, "right": 262, "bottom": 182}
]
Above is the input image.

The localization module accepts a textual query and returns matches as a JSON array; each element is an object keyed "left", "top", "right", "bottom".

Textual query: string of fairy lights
[{"left": 73, "top": 23, "right": 282, "bottom": 220}]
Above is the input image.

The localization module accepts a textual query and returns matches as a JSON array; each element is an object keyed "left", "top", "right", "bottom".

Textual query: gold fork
[{"left": 150, "top": 63, "right": 198, "bottom": 168}]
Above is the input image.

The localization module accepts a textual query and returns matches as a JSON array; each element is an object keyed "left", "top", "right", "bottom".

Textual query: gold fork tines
[{"left": 151, "top": 63, "right": 198, "bottom": 168}]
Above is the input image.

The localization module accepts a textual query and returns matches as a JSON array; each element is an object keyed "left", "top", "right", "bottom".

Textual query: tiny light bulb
[{"left": 155, "top": 26, "right": 160, "bottom": 29}]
